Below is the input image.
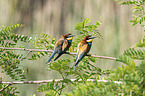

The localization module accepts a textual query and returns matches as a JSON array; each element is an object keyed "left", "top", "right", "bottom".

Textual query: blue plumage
[{"left": 46, "top": 50, "right": 57, "bottom": 63}]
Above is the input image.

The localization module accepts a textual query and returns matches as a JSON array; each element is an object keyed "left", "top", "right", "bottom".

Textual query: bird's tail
[
  {"left": 54, "top": 53, "right": 63, "bottom": 61},
  {"left": 46, "top": 50, "right": 57, "bottom": 63},
  {"left": 73, "top": 59, "right": 81, "bottom": 71}
]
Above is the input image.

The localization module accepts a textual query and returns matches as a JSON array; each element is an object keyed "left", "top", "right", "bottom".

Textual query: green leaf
[
  {"left": 83, "top": 18, "right": 91, "bottom": 28},
  {"left": 45, "top": 90, "right": 57, "bottom": 96},
  {"left": 75, "top": 22, "right": 83, "bottom": 31},
  {"left": 136, "top": 38, "right": 145, "bottom": 47},
  {"left": 85, "top": 25, "right": 97, "bottom": 30}
]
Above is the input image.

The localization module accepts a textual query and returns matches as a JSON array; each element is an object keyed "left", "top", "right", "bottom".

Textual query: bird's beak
[
  {"left": 89, "top": 36, "right": 97, "bottom": 39},
  {"left": 87, "top": 36, "right": 97, "bottom": 42},
  {"left": 70, "top": 35, "right": 75, "bottom": 37}
]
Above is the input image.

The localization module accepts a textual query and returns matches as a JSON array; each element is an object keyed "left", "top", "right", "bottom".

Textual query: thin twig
[
  {"left": 0, "top": 47, "right": 53, "bottom": 52},
  {"left": 0, "top": 83, "right": 12, "bottom": 92},
  {"left": 59, "top": 82, "right": 64, "bottom": 95},
  {"left": 87, "top": 63, "right": 109, "bottom": 75},
  {"left": 19, "top": 51, "right": 31, "bottom": 61},
  {"left": 0, "top": 47, "right": 117, "bottom": 60}
]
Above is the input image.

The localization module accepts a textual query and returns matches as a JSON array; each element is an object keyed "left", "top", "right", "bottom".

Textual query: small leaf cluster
[
  {"left": 116, "top": 0, "right": 145, "bottom": 26},
  {"left": 0, "top": 77, "right": 20, "bottom": 96},
  {"left": 0, "top": 24, "right": 31, "bottom": 47},
  {"left": 63, "top": 80, "right": 127, "bottom": 96},
  {"left": 28, "top": 51, "right": 48, "bottom": 61},
  {"left": 33, "top": 33, "right": 56, "bottom": 49},
  {"left": 72, "top": 18, "right": 103, "bottom": 50},
  {"left": 123, "top": 48, "right": 145, "bottom": 60},
  {"left": 0, "top": 85, "right": 20, "bottom": 96},
  {"left": 28, "top": 33, "right": 56, "bottom": 61},
  {"left": 37, "top": 79, "right": 69, "bottom": 95},
  {"left": 75, "top": 18, "right": 102, "bottom": 36},
  {"left": 0, "top": 50, "right": 26, "bottom": 80},
  {"left": 136, "top": 37, "right": 145, "bottom": 47}
]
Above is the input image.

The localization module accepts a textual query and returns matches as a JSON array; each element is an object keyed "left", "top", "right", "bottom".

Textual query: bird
[
  {"left": 73, "top": 35, "right": 97, "bottom": 71},
  {"left": 46, "top": 33, "right": 74, "bottom": 63}
]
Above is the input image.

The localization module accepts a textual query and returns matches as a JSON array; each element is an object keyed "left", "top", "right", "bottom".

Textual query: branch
[
  {"left": 0, "top": 79, "right": 122, "bottom": 85},
  {"left": 0, "top": 47, "right": 117, "bottom": 60},
  {"left": 19, "top": 51, "right": 31, "bottom": 61},
  {"left": 0, "top": 47, "right": 53, "bottom": 52},
  {"left": 0, "top": 79, "right": 123, "bottom": 91},
  {"left": 0, "top": 83, "right": 12, "bottom": 92}
]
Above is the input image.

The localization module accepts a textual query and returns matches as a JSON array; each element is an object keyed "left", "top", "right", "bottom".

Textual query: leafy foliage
[
  {"left": 116, "top": 0, "right": 145, "bottom": 26},
  {"left": 72, "top": 18, "right": 103, "bottom": 49},
  {"left": 37, "top": 80, "right": 60, "bottom": 95},
  {"left": 63, "top": 81, "right": 126, "bottom": 96},
  {"left": 0, "top": 77, "right": 20, "bottom": 96},
  {"left": 33, "top": 33, "right": 56, "bottom": 49},
  {"left": 61, "top": 37, "right": 145, "bottom": 96},
  {"left": 123, "top": 48, "right": 145, "bottom": 60},
  {"left": 0, "top": 24, "right": 33, "bottom": 81},
  {"left": 0, "top": 50, "right": 26, "bottom": 80},
  {"left": 108, "top": 58, "right": 145, "bottom": 95},
  {"left": 28, "top": 33, "right": 56, "bottom": 61},
  {"left": 136, "top": 37, "right": 145, "bottom": 47},
  {"left": 0, "top": 1, "right": 145, "bottom": 95},
  {"left": 0, "top": 24, "right": 31, "bottom": 46},
  {"left": 0, "top": 85, "right": 20, "bottom": 96},
  {"left": 36, "top": 18, "right": 113, "bottom": 95}
]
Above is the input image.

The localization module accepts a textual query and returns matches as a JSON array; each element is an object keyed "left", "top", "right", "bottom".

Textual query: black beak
[
  {"left": 89, "top": 36, "right": 97, "bottom": 39},
  {"left": 69, "top": 35, "right": 75, "bottom": 37}
]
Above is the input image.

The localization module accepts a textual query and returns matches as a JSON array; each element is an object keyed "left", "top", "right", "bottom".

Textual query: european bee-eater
[
  {"left": 46, "top": 33, "right": 74, "bottom": 63},
  {"left": 73, "top": 35, "right": 97, "bottom": 71}
]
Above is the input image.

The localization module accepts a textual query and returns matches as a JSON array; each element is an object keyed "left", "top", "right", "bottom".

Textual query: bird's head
[
  {"left": 84, "top": 35, "right": 97, "bottom": 43},
  {"left": 63, "top": 33, "right": 75, "bottom": 41}
]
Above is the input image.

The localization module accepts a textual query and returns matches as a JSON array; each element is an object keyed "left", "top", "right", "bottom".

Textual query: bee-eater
[
  {"left": 46, "top": 33, "right": 74, "bottom": 63},
  {"left": 73, "top": 35, "right": 97, "bottom": 71}
]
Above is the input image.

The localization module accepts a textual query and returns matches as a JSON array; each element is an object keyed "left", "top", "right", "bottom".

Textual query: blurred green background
[{"left": 0, "top": 0, "right": 144, "bottom": 95}]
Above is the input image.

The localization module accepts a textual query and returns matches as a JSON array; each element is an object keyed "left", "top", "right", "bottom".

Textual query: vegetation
[{"left": 0, "top": 0, "right": 145, "bottom": 96}]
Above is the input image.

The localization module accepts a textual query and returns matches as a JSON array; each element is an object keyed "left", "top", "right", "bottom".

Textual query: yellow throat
[
  {"left": 87, "top": 39, "right": 93, "bottom": 42},
  {"left": 67, "top": 37, "right": 73, "bottom": 40}
]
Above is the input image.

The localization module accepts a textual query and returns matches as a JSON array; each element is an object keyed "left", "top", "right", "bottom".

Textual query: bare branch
[
  {"left": 19, "top": 51, "right": 31, "bottom": 61},
  {"left": 0, "top": 47, "right": 53, "bottom": 52},
  {"left": 0, "top": 83, "right": 12, "bottom": 92},
  {"left": 0, "top": 79, "right": 122, "bottom": 85},
  {"left": 0, "top": 79, "right": 123, "bottom": 91},
  {"left": 0, "top": 47, "right": 117, "bottom": 60}
]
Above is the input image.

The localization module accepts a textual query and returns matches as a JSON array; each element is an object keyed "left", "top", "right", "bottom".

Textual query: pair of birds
[{"left": 46, "top": 33, "right": 97, "bottom": 71}]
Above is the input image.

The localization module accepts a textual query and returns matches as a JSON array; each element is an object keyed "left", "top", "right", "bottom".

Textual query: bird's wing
[
  {"left": 46, "top": 38, "right": 64, "bottom": 63},
  {"left": 76, "top": 43, "right": 81, "bottom": 59},
  {"left": 54, "top": 38, "right": 65, "bottom": 53},
  {"left": 62, "top": 39, "right": 68, "bottom": 52},
  {"left": 76, "top": 42, "right": 88, "bottom": 60}
]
